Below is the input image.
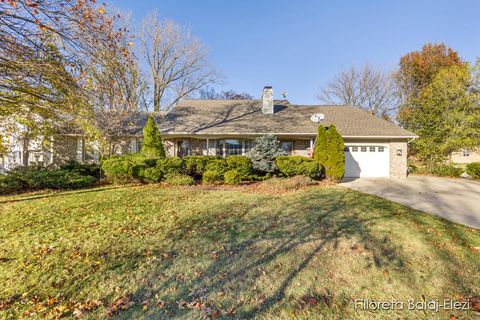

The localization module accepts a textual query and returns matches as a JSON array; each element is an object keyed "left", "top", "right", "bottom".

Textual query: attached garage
[{"left": 344, "top": 144, "right": 390, "bottom": 178}]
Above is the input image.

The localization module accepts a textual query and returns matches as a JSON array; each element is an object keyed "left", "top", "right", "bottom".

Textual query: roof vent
[{"left": 310, "top": 113, "right": 325, "bottom": 123}]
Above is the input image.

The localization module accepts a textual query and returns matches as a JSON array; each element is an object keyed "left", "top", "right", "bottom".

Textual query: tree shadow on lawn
[{"left": 114, "top": 188, "right": 450, "bottom": 319}]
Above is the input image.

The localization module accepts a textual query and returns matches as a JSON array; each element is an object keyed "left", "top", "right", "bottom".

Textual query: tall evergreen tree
[
  {"left": 313, "top": 125, "right": 328, "bottom": 164},
  {"left": 140, "top": 115, "right": 165, "bottom": 158},
  {"left": 313, "top": 124, "right": 345, "bottom": 180},
  {"left": 324, "top": 125, "right": 345, "bottom": 180}
]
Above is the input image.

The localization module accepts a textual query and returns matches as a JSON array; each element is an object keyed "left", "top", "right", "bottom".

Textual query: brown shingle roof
[{"left": 157, "top": 99, "right": 417, "bottom": 138}]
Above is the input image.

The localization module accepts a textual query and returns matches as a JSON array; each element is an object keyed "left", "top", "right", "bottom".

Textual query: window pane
[
  {"left": 344, "top": 147, "right": 350, "bottom": 152},
  {"left": 378, "top": 147, "right": 385, "bottom": 152},
  {"left": 225, "top": 140, "right": 242, "bottom": 156},
  {"left": 178, "top": 140, "right": 190, "bottom": 157},
  {"left": 369, "top": 146, "right": 375, "bottom": 152},
  {"left": 352, "top": 146, "right": 358, "bottom": 152},
  {"left": 83, "top": 140, "right": 95, "bottom": 161},
  {"left": 280, "top": 141, "right": 293, "bottom": 154},
  {"left": 244, "top": 140, "right": 254, "bottom": 154},
  {"left": 361, "top": 146, "right": 367, "bottom": 152}
]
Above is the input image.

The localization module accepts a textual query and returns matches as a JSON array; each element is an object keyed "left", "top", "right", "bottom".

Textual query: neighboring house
[
  {"left": 1, "top": 86, "right": 418, "bottom": 178},
  {"left": 450, "top": 148, "right": 480, "bottom": 164}
]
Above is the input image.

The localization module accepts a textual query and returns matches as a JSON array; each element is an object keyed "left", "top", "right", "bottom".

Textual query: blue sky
[{"left": 109, "top": 0, "right": 480, "bottom": 104}]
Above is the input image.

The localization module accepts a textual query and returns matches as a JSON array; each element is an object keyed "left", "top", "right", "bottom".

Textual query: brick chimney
[{"left": 261, "top": 86, "right": 274, "bottom": 114}]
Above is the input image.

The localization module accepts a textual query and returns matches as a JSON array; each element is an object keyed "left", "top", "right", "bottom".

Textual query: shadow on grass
[{"left": 116, "top": 189, "right": 431, "bottom": 319}]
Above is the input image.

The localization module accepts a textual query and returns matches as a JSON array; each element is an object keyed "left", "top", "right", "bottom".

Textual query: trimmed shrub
[
  {"left": 0, "top": 167, "right": 96, "bottom": 194},
  {"left": 205, "top": 158, "right": 227, "bottom": 174},
  {"left": 226, "top": 155, "right": 252, "bottom": 178},
  {"left": 165, "top": 173, "right": 195, "bottom": 186},
  {"left": 27, "top": 170, "right": 95, "bottom": 189},
  {"left": 59, "top": 161, "right": 101, "bottom": 178},
  {"left": 313, "top": 125, "right": 328, "bottom": 164},
  {"left": 313, "top": 124, "right": 345, "bottom": 180},
  {"left": 156, "top": 157, "right": 184, "bottom": 176},
  {"left": 101, "top": 154, "right": 150, "bottom": 182},
  {"left": 466, "top": 162, "right": 480, "bottom": 179},
  {"left": 202, "top": 170, "right": 223, "bottom": 184},
  {"left": 431, "top": 164, "right": 462, "bottom": 177},
  {"left": 224, "top": 169, "right": 242, "bottom": 185},
  {"left": 183, "top": 156, "right": 222, "bottom": 178},
  {"left": 140, "top": 115, "right": 165, "bottom": 158},
  {"left": 276, "top": 156, "right": 324, "bottom": 179},
  {"left": 247, "top": 134, "right": 286, "bottom": 173},
  {"left": 142, "top": 167, "right": 163, "bottom": 183}
]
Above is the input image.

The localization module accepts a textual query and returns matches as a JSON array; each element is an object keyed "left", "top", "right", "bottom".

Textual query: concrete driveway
[{"left": 340, "top": 175, "right": 480, "bottom": 229}]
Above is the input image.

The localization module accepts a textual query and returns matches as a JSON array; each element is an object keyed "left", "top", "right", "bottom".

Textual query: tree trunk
[{"left": 22, "top": 137, "right": 29, "bottom": 168}]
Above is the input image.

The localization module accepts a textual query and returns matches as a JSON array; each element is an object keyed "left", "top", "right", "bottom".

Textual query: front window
[
  {"left": 178, "top": 140, "right": 191, "bottom": 157},
  {"left": 280, "top": 141, "right": 293, "bottom": 155},
  {"left": 215, "top": 139, "right": 254, "bottom": 156},
  {"left": 225, "top": 140, "right": 243, "bottom": 156},
  {"left": 82, "top": 139, "right": 96, "bottom": 161}
]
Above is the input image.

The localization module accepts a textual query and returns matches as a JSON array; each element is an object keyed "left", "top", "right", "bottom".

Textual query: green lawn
[{"left": 0, "top": 183, "right": 478, "bottom": 319}]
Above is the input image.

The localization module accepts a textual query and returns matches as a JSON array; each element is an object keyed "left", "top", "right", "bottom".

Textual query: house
[
  {"left": 0, "top": 86, "right": 418, "bottom": 178},
  {"left": 450, "top": 148, "right": 480, "bottom": 164}
]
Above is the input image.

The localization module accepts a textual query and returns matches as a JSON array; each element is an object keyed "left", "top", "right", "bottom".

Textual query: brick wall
[{"left": 389, "top": 141, "right": 408, "bottom": 178}]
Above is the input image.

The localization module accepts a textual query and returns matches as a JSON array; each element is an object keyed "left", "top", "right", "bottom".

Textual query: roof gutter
[{"left": 161, "top": 132, "right": 419, "bottom": 139}]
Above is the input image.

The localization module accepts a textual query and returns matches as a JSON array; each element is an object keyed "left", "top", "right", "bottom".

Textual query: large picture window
[{"left": 215, "top": 139, "right": 254, "bottom": 156}]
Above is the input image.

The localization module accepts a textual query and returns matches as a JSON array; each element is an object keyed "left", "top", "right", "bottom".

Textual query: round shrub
[
  {"left": 466, "top": 162, "right": 480, "bottom": 179},
  {"left": 165, "top": 173, "right": 195, "bottom": 186},
  {"left": 156, "top": 157, "right": 184, "bottom": 176},
  {"left": 226, "top": 156, "right": 252, "bottom": 178},
  {"left": 142, "top": 167, "right": 163, "bottom": 183},
  {"left": 183, "top": 156, "right": 222, "bottom": 178},
  {"left": 205, "top": 158, "right": 227, "bottom": 174},
  {"left": 276, "top": 156, "right": 324, "bottom": 179},
  {"left": 224, "top": 169, "right": 241, "bottom": 185},
  {"left": 101, "top": 154, "right": 150, "bottom": 183},
  {"left": 202, "top": 170, "right": 223, "bottom": 184}
]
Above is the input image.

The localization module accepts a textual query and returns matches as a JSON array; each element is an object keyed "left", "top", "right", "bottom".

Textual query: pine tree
[
  {"left": 140, "top": 115, "right": 165, "bottom": 158},
  {"left": 313, "top": 125, "right": 328, "bottom": 164},
  {"left": 324, "top": 125, "right": 345, "bottom": 180},
  {"left": 248, "top": 134, "right": 286, "bottom": 173}
]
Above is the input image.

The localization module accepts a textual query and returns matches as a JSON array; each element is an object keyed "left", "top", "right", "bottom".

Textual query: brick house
[{"left": 1, "top": 86, "right": 418, "bottom": 178}]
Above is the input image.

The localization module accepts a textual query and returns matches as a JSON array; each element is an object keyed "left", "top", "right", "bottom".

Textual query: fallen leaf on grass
[
  {"left": 469, "top": 296, "right": 480, "bottom": 312},
  {"left": 105, "top": 295, "right": 133, "bottom": 317}
]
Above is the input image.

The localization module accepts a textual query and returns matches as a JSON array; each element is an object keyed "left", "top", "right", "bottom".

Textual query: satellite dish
[{"left": 310, "top": 113, "right": 325, "bottom": 123}]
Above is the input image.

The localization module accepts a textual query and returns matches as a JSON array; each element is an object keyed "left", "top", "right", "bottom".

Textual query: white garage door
[{"left": 344, "top": 145, "right": 390, "bottom": 178}]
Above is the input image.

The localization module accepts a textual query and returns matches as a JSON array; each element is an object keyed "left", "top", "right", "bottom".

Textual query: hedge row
[
  {"left": 0, "top": 161, "right": 100, "bottom": 195},
  {"left": 101, "top": 154, "right": 325, "bottom": 185},
  {"left": 101, "top": 155, "right": 255, "bottom": 185}
]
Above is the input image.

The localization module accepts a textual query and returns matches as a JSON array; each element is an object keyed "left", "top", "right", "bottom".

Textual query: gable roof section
[{"left": 157, "top": 99, "right": 417, "bottom": 138}]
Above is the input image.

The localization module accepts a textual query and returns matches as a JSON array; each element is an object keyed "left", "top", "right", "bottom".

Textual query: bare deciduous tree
[
  {"left": 318, "top": 64, "right": 399, "bottom": 121},
  {"left": 199, "top": 87, "right": 253, "bottom": 100},
  {"left": 140, "top": 11, "right": 219, "bottom": 112}
]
